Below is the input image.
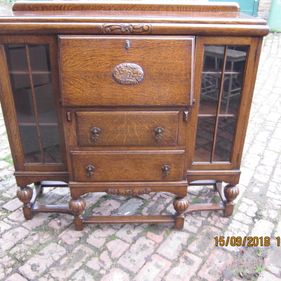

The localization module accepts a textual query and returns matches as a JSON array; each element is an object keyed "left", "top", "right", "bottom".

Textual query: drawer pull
[
  {"left": 112, "top": 63, "right": 144, "bottom": 85},
  {"left": 90, "top": 127, "right": 102, "bottom": 143},
  {"left": 86, "top": 164, "right": 95, "bottom": 177},
  {"left": 161, "top": 164, "right": 171, "bottom": 176},
  {"left": 154, "top": 127, "right": 165, "bottom": 142}
]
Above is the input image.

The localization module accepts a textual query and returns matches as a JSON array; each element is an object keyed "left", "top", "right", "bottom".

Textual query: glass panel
[
  {"left": 19, "top": 125, "right": 41, "bottom": 162},
  {"left": 225, "top": 46, "right": 248, "bottom": 72},
  {"left": 9, "top": 74, "right": 34, "bottom": 124},
  {"left": 40, "top": 126, "right": 61, "bottom": 163},
  {"left": 33, "top": 74, "right": 57, "bottom": 124},
  {"left": 199, "top": 73, "right": 221, "bottom": 114},
  {"left": 5, "top": 45, "right": 28, "bottom": 72},
  {"left": 29, "top": 45, "right": 50, "bottom": 72},
  {"left": 214, "top": 117, "right": 236, "bottom": 161},
  {"left": 220, "top": 74, "right": 243, "bottom": 115},
  {"left": 203, "top": 46, "right": 225, "bottom": 72},
  {"left": 5, "top": 44, "right": 62, "bottom": 164},
  {"left": 194, "top": 117, "right": 216, "bottom": 162},
  {"left": 220, "top": 46, "right": 248, "bottom": 114},
  {"left": 194, "top": 44, "right": 248, "bottom": 163}
]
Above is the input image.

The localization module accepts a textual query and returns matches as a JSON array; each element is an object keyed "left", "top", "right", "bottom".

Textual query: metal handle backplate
[
  {"left": 154, "top": 127, "right": 165, "bottom": 142},
  {"left": 90, "top": 127, "right": 102, "bottom": 143},
  {"left": 161, "top": 164, "right": 171, "bottom": 176},
  {"left": 86, "top": 164, "right": 95, "bottom": 177}
]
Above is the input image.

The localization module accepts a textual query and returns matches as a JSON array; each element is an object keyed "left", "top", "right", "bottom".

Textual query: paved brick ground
[{"left": 0, "top": 31, "right": 281, "bottom": 281}]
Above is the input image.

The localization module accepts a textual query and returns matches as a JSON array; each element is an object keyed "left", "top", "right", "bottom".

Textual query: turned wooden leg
[
  {"left": 17, "top": 186, "right": 33, "bottom": 220},
  {"left": 173, "top": 197, "right": 189, "bottom": 230},
  {"left": 224, "top": 184, "right": 239, "bottom": 217},
  {"left": 69, "top": 197, "right": 86, "bottom": 231}
]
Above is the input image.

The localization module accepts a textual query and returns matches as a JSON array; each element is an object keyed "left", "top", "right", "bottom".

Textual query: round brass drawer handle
[
  {"left": 86, "top": 164, "right": 95, "bottom": 177},
  {"left": 90, "top": 127, "right": 102, "bottom": 143},
  {"left": 161, "top": 164, "right": 171, "bottom": 176},
  {"left": 154, "top": 127, "right": 165, "bottom": 142}
]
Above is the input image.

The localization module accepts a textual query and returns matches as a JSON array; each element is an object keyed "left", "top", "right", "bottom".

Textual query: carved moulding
[
  {"left": 107, "top": 187, "right": 152, "bottom": 196},
  {"left": 101, "top": 23, "right": 152, "bottom": 34},
  {"left": 112, "top": 62, "right": 144, "bottom": 85}
]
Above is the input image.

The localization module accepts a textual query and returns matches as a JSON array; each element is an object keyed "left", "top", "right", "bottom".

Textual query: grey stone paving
[{"left": 0, "top": 32, "right": 281, "bottom": 280}]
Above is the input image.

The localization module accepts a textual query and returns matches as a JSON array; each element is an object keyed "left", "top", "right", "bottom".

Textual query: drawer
[
  {"left": 59, "top": 35, "right": 194, "bottom": 106},
  {"left": 76, "top": 111, "right": 180, "bottom": 147},
  {"left": 71, "top": 150, "right": 185, "bottom": 182}
]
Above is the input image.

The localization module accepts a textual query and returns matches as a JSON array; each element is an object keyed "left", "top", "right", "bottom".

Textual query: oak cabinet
[{"left": 0, "top": 2, "right": 268, "bottom": 230}]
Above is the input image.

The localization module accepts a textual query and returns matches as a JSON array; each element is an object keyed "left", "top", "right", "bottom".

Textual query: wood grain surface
[
  {"left": 76, "top": 111, "right": 180, "bottom": 146},
  {"left": 59, "top": 35, "right": 194, "bottom": 106},
  {"left": 71, "top": 150, "right": 185, "bottom": 181}
]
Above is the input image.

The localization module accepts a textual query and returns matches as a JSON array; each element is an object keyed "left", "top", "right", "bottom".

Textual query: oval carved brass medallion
[{"left": 112, "top": 63, "right": 144, "bottom": 85}]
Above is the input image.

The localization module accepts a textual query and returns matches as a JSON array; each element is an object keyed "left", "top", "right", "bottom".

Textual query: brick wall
[{"left": 258, "top": 0, "right": 272, "bottom": 19}]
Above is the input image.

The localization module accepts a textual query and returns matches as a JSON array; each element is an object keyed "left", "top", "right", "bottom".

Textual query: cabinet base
[{"left": 16, "top": 180, "right": 239, "bottom": 231}]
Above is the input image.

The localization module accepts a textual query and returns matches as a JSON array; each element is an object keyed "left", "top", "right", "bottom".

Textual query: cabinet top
[
  {"left": 0, "top": 1, "right": 269, "bottom": 36},
  {"left": 12, "top": 1, "right": 240, "bottom": 12}
]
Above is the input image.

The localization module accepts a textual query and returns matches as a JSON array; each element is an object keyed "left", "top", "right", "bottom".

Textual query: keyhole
[{"left": 125, "top": 40, "right": 131, "bottom": 50}]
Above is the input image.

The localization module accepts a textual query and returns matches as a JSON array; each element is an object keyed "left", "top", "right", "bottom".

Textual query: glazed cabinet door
[
  {"left": 0, "top": 36, "right": 65, "bottom": 171},
  {"left": 191, "top": 37, "right": 262, "bottom": 170}
]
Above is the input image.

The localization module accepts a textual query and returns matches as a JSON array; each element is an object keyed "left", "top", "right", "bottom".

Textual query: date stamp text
[{"left": 214, "top": 236, "right": 281, "bottom": 247}]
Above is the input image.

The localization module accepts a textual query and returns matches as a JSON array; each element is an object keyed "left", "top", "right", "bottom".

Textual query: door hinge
[{"left": 66, "top": 111, "right": 72, "bottom": 122}]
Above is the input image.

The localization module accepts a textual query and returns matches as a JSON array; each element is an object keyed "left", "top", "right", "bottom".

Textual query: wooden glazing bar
[
  {"left": 202, "top": 71, "right": 240, "bottom": 75},
  {"left": 25, "top": 45, "right": 45, "bottom": 163},
  {"left": 9, "top": 70, "right": 51, "bottom": 75},
  {"left": 198, "top": 113, "right": 235, "bottom": 118},
  {"left": 210, "top": 46, "right": 228, "bottom": 162},
  {"left": 19, "top": 122, "right": 59, "bottom": 126}
]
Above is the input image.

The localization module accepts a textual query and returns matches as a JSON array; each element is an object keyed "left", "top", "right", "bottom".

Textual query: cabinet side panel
[{"left": 230, "top": 37, "right": 263, "bottom": 167}]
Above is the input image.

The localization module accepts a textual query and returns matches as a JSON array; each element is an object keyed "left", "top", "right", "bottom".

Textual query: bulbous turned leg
[
  {"left": 69, "top": 197, "right": 86, "bottom": 231},
  {"left": 173, "top": 197, "right": 189, "bottom": 230},
  {"left": 17, "top": 186, "right": 33, "bottom": 220},
  {"left": 224, "top": 184, "right": 239, "bottom": 217}
]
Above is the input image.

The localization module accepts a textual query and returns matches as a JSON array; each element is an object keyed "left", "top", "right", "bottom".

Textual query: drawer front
[
  {"left": 76, "top": 111, "right": 180, "bottom": 147},
  {"left": 59, "top": 36, "right": 194, "bottom": 106},
  {"left": 71, "top": 150, "right": 185, "bottom": 182}
]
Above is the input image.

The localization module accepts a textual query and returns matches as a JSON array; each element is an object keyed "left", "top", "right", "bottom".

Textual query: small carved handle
[
  {"left": 154, "top": 127, "right": 165, "bottom": 142},
  {"left": 86, "top": 164, "right": 95, "bottom": 177},
  {"left": 161, "top": 164, "right": 171, "bottom": 176},
  {"left": 90, "top": 127, "right": 102, "bottom": 143}
]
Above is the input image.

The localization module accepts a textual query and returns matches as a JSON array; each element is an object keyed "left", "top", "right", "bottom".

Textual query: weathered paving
[{"left": 0, "top": 29, "right": 280, "bottom": 280}]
